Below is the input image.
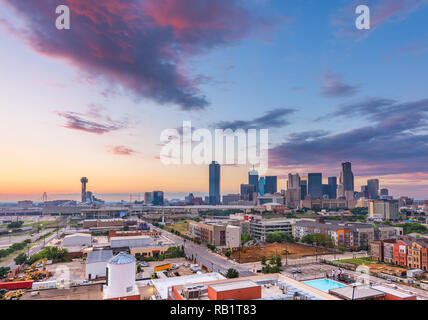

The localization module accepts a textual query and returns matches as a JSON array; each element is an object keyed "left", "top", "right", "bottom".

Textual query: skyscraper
[
  {"left": 338, "top": 162, "right": 354, "bottom": 199},
  {"left": 328, "top": 177, "right": 337, "bottom": 199},
  {"left": 286, "top": 174, "right": 301, "bottom": 208},
  {"left": 240, "top": 184, "right": 256, "bottom": 202},
  {"left": 265, "top": 176, "right": 277, "bottom": 195},
  {"left": 152, "top": 191, "right": 164, "bottom": 206},
  {"left": 144, "top": 192, "right": 152, "bottom": 205},
  {"left": 80, "top": 177, "right": 88, "bottom": 203},
  {"left": 300, "top": 178, "right": 307, "bottom": 200},
  {"left": 209, "top": 161, "right": 221, "bottom": 205},
  {"left": 249, "top": 169, "right": 259, "bottom": 193},
  {"left": 308, "top": 173, "right": 322, "bottom": 199},
  {"left": 367, "top": 179, "right": 380, "bottom": 199},
  {"left": 258, "top": 177, "right": 266, "bottom": 196}
]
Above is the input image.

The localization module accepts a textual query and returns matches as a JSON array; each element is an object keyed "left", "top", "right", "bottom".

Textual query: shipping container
[{"left": 0, "top": 280, "right": 34, "bottom": 290}]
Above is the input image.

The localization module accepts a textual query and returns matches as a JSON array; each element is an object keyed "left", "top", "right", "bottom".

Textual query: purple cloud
[
  {"left": 108, "top": 146, "right": 136, "bottom": 156},
  {"left": 56, "top": 111, "right": 126, "bottom": 135},
  {"left": 1, "top": 0, "right": 280, "bottom": 111},
  {"left": 320, "top": 71, "right": 360, "bottom": 98},
  {"left": 270, "top": 97, "right": 428, "bottom": 176}
]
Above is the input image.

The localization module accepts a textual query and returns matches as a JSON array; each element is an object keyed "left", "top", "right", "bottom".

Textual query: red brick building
[{"left": 393, "top": 240, "right": 412, "bottom": 267}]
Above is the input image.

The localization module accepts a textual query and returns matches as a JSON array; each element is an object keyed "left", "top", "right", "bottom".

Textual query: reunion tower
[{"left": 80, "top": 177, "right": 88, "bottom": 203}]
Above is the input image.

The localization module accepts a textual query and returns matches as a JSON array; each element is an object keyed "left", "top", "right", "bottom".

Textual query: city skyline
[{"left": 1, "top": 0, "right": 428, "bottom": 200}]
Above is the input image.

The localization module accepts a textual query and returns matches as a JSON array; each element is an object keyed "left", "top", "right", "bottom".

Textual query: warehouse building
[
  {"left": 85, "top": 250, "right": 113, "bottom": 280},
  {"left": 110, "top": 235, "right": 151, "bottom": 249},
  {"left": 63, "top": 233, "right": 92, "bottom": 247}
]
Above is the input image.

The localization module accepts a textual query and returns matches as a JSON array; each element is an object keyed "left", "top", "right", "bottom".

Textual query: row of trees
[
  {"left": 135, "top": 246, "right": 185, "bottom": 262},
  {"left": 7, "top": 221, "right": 24, "bottom": 229},
  {"left": 301, "top": 233, "right": 334, "bottom": 248},
  {"left": 400, "top": 223, "right": 428, "bottom": 235},
  {"left": 0, "top": 239, "right": 31, "bottom": 259},
  {"left": 265, "top": 231, "right": 295, "bottom": 244},
  {"left": 26, "top": 246, "right": 68, "bottom": 265}
]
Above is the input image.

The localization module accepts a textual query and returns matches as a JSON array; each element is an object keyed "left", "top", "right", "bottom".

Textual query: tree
[
  {"left": 14, "top": 253, "right": 27, "bottom": 265},
  {"left": 0, "top": 267, "right": 10, "bottom": 279},
  {"left": 137, "top": 265, "right": 142, "bottom": 273},
  {"left": 225, "top": 250, "right": 231, "bottom": 258},
  {"left": 7, "top": 221, "right": 24, "bottom": 229},
  {"left": 275, "top": 255, "right": 282, "bottom": 267},
  {"left": 261, "top": 256, "right": 266, "bottom": 265},
  {"left": 226, "top": 268, "right": 239, "bottom": 279}
]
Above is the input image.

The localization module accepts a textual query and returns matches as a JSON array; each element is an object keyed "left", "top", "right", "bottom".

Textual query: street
[{"left": 149, "top": 224, "right": 255, "bottom": 277}]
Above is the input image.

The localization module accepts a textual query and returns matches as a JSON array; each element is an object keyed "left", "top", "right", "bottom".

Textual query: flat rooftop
[
  {"left": 209, "top": 280, "right": 259, "bottom": 292},
  {"left": 372, "top": 285, "right": 416, "bottom": 299}
]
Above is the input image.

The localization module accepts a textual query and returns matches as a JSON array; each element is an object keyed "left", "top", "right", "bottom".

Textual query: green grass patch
[{"left": 336, "top": 257, "right": 376, "bottom": 266}]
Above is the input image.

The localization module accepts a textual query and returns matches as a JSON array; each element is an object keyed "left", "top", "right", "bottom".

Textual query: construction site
[
  {"left": 0, "top": 258, "right": 51, "bottom": 300},
  {"left": 227, "top": 242, "right": 332, "bottom": 263}
]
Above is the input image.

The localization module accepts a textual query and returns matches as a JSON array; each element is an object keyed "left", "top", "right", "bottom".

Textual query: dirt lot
[{"left": 229, "top": 242, "right": 331, "bottom": 263}]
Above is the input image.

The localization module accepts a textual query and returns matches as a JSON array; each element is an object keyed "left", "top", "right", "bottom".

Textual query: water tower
[{"left": 103, "top": 252, "right": 139, "bottom": 300}]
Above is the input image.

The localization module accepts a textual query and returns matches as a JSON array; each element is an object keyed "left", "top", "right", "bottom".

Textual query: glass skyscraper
[
  {"left": 308, "top": 173, "right": 322, "bottom": 199},
  {"left": 249, "top": 169, "right": 259, "bottom": 193},
  {"left": 265, "top": 176, "right": 277, "bottom": 195},
  {"left": 209, "top": 161, "right": 221, "bottom": 205},
  {"left": 338, "top": 162, "right": 354, "bottom": 199},
  {"left": 328, "top": 177, "right": 337, "bottom": 199}
]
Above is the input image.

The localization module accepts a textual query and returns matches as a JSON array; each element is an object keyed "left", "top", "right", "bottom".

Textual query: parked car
[{"left": 139, "top": 262, "right": 149, "bottom": 267}]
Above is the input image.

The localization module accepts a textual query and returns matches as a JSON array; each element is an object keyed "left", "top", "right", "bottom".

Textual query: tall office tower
[
  {"left": 380, "top": 188, "right": 389, "bottom": 196},
  {"left": 152, "top": 191, "right": 164, "bottom": 206},
  {"left": 240, "top": 184, "right": 256, "bottom": 201},
  {"left": 80, "top": 177, "right": 88, "bottom": 203},
  {"left": 286, "top": 174, "right": 301, "bottom": 208},
  {"left": 287, "top": 173, "right": 300, "bottom": 190},
  {"left": 328, "top": 177, "right": 337, "bottom": 199},
  {"left": 249, "top": 169, "right": 259, "bottom": 193},
  {"left": 258, "top": 177, "right": 266, "bottom": 196},
  {"left": 322, "top": 184, "right": 329, "bottom": 198},
  {"left": 265, "top": 176, "right": 277, "bottom": 195},
  {"left": 367, "top": 179, "right": 380, "bottom": 199},
  {"left": 338, "top": 162, "right": 354, "bottom": 199},
  {"left": 308, "top": 173, "right": 322, "bottom": 199},
  {"left": 209, "top": 161, "right": 221, "bottom": 205},
  {"left": 144, "top": 192, "right": 152, "bottom": 205},
  {"left": 300, "top": 178, "right": 308, "bottom": 200}
]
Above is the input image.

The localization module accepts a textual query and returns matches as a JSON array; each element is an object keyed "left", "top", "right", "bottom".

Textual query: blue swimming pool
[{"left": 303, "top": 279, "right": 347, "bottom": 292}]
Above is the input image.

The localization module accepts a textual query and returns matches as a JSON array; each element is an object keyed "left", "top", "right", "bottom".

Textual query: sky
[{"left": 0, "top": 0, "right": 427, "bottom": 201}]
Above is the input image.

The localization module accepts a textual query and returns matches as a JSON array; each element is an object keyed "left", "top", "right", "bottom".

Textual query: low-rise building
[
  {"left": 369, "top": 200, "right": 399, "bottom": 221},
  {"left": 85, "top": 249, "right": 113, "bottom": 280},
  {"left": 63, "top": 233, "right": 92, "bottom": 247},
  {"left": 250, "top": 219, "right": 293, "bottom": 241},
  {"left": 225, "top": 225, "right": 241, "bottom": 248}
]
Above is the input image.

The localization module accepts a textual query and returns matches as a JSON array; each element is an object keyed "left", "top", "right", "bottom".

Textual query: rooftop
[
  {"left": 329, "top": 285, "right": 385, "bottom": 300},
  {"left": 108, "top": 252, "right": 136, "bottom": 265},
  {"left": 86, "top": 250, "right": 113, "bottom": 264},
  {"left": 209, "top": 280, "right": 259, "bottom": 292}
]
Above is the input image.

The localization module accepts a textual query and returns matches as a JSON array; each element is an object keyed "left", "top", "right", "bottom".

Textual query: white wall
[{"left": 85, "top": 261, "right": 108, "bottom": 279}]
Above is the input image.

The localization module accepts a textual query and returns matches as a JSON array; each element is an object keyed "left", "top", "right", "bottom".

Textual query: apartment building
[
  {"left": 293, "top": 220, "right": 402, "bottom": 250},
  {"left": 187, "top": 221, "right": 226, "bottom": 247},
  {"left": 407, "top": 239, "right": 428, "bottom": 270},
  {"left": 372, "top": 238, "right": 428, "bottom": 271},
  {"left": 369, "top": 200, "right": 400, "bottom": 221}
]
